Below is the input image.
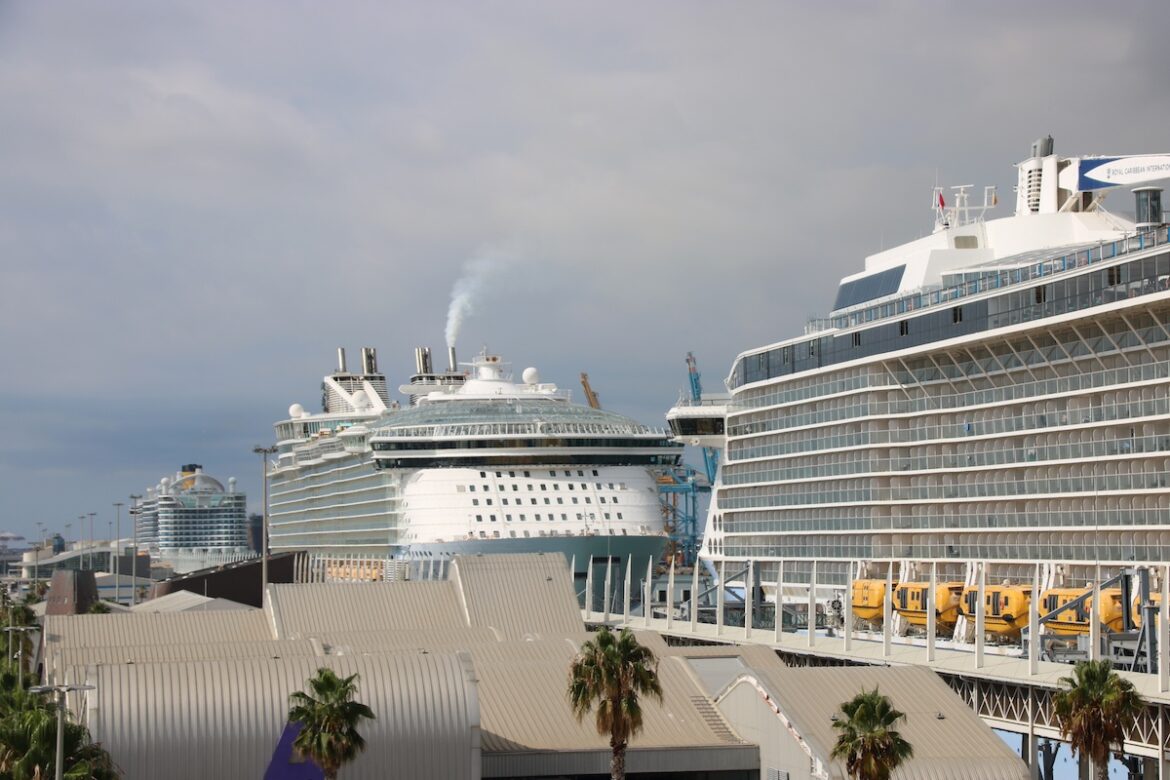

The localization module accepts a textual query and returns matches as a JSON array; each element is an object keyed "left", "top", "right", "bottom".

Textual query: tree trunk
[{"left": 610, "top": 741, "right": 626, "bottom": 780}]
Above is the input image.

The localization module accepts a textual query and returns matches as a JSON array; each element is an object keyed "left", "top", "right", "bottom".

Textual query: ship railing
[
  {"left": 370, "top": 421, "right": 668, "bottom": 439},
  {"left": 815, "top": 225, "right": 1170, "bottom": 332}
]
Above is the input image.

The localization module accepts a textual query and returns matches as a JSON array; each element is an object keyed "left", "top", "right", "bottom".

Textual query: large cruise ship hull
[{"left": 410, "top": 533, "right": 667, "bottom": 575}]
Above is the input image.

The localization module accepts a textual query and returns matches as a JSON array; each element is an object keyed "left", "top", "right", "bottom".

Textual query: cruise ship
[
  {"left": 688, "top": 136, "right": 1170, "bottom": 592},
  {"left": 267, "top": 345, "right": 682, "bottom": 575}
]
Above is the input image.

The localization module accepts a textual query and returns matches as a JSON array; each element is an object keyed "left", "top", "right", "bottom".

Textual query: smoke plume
[{"left": 444, "top": 248, "right": 514, "bottom": 347}]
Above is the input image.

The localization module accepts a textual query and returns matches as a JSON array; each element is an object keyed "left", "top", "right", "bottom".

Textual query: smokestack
[
  {"left": 337, "top": 347, "right": 348, "bottom": 373},
  {"left": 414, "top": 347, "right": 432, "bottom": 375},
  {"left": 448, "top": 346, "right": 458, "bottom": 373},
  {"left": 361, "top": 347, "right": 377, "bottom": 375}
]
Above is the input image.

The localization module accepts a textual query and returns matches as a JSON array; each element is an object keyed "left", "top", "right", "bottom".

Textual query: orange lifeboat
[
  {"left": 851, "top": 579, "right": 894, "bottom": 623},
  {"left": 893, "top": 581, "right": 964, "bottom": 628},
  {"left": 960, "top": 584, "right": 1033, "bottom": 636},
  {"left": 1039, "top": 587, "right": 1125, "bottom": 636}
]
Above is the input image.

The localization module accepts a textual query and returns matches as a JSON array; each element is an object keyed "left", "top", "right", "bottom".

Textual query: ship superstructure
[
  {"left": 267, "top": 346, "right": 682, "bottom": 572},
  {"left": 696, "top": 137, "right": 1170, "bottom": 589},
  {"left": 133, "top": 464, "right": 249, "bottom": 572}
]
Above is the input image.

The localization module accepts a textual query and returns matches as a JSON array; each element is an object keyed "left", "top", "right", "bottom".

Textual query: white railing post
[
  {"left": 1029, "top": 563, "right": 1040, "bottom": 676},
  {"left": 843, "top": 561, "right": 853, "bottom": 652},
  {"left": 622, "top": 556, "right": 632, "bottom": 625},
  {"left": 584, "top": 556, "right": 594, "bottom": 620},
  {"left": 716, "top": 559, "right": 725, "bottom": 637},
  {"left": 745, "top": 559, "right": 754, "bottom": 640},
  {"left": 666, "top": 560, "right": 675, "bottom": 631},
  {"left": 775, "top": 560, "right": 785, "bottom": 643},
  {"left": 975, "top": 562, "right": 986, "bottom": 669},
  {"left": 882, "top": 564, "right": 893, "bottom": 658},
  {"left": 926, "top": 562, "right": 936, "bottom": 663},
  {"left": 808, "top": 561, "right": 817, "bottom": 648}
]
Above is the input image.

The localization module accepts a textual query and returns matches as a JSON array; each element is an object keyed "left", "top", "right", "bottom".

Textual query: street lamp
[
  {"left": 253, "top": 445, "right": 277, "bottom": 609},
  {"left": 29, "top": 683, "right": 95, "bottom": 780},
  {"left": 113, "top": 502, "right": 123, "bottom": 605},
  {"left": 3, "top": 625, "right": 36, "bottom": 689},
  {"left": 86, "top": 513, "right": 96, "bottom": 570},
  {"left": 77, "top": 516, "right": 85, "bottom": 568},
  {"left": 128, "top": 494, "right": 142, "bottom": 605}
]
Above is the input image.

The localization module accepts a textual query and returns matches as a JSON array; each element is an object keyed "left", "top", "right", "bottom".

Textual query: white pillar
[
  {"left": 602, "top": 558, "right": 613, "bottom": 623},
  {"left": 975, "top": 562, "right": 986, "bottom": 669},
  {"left": 569, "top": 555, "right": 576, "bottom": 588},
  {"left": 1160, "top": 565, "right": 1169, "bottom": 694},
  {"left": 775, "top": 560, "right": 784, "bottom": 643},
  {"left": 1090, "top": 565, "right": 1101, "bottom": 663},
  {"left": 666, "top": 560, "right": 676, "bottom": 630},
  {"left": 585, "top": 556, "right": 594, "bottom": 620},
  {"left": 843, "top": 561, "right": 853, "bottom": 652},
  {"left": 1029, "top": 563, "right": 1040, "bottom": 676},
  {"left": 622, "top": 555, "right": 632, "bottom": 624},
  {"left": 690, "top": 563, "right": 700, "bottom": 633},
  {"left": 644, "top": 555, "right": 653, "bottom": 628},
  {"left": 926, "top": 562, "right": 937, "bottom": 663},
  {"left": 745, "top": 559, "right": 754, "bottom": 639},
  {"left": 883, "top": 564, "right": 893, "bottom": 658},
  {"left": 716, "top": 559, "right": 725, "bottom": 637},
  {"left": 808, "top": 561, "right": 817, "bottom": 648}
]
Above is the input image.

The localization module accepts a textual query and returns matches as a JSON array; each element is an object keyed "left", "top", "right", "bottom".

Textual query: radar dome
[
  {"left": 522, "top": 367, "right": 540, "bottom": 385},
  {"left": 289, "top": 403, "right": 305, "bottom": 418},
  {"left": 352, "top": 390, "right": 370, "bottom": 409}
]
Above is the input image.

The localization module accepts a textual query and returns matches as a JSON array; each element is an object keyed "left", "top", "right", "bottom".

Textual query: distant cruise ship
[
  {"left": 687, "top": 136, "right": 1170, "bottom": 589},
  {"left": 267, "top": 346, "right": 682, "bottom": 575},
  {"left": 132, "top": 464, "right": 250, "bottom": 573}
]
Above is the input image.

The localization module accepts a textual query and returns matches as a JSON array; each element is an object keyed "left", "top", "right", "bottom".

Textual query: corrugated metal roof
[
  {"left": 43, "top": 610, "right": 272, "bottom": 651},
  {"left": 268, "top": 581, "right": 464, "bottom": 638},
  {"left": 468, "top": 638, "right": 747, "bottom": 753},
  {"left": 86, "top": 652, "right": 480, "bottom": 780},
  {"left": 314, "top": 627, "right": 503, "bottom": 654},
  {"left": 130, "top": 591, "right": 254, "bottom": 613},
  {"left": 452, "top": 553, "right": 584, "bottom": 639},
  {"left": 50, "top": 639, "right": 321, "bottom": 683},
  {"left": 739, "top": 665, "right": 1029, "bottom": 780}
]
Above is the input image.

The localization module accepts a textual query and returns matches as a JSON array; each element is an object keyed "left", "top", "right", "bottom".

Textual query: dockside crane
[{"left": 579, "top": 373, "right": 601, "bottom": 410}]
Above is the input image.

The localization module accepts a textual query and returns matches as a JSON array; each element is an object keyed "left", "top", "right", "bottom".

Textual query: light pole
[
  {"left": 128, "top": 495, "right": 142, "bottom": 605},
  {"left": 253, "top": 445, "right": 277, "bottom": 609},
  {"left": 86, "top": 513, "right": 96, "bottom": 570},
  {"left": 4, "top": 625, "right": 36, "bottom": 688},
  {"left": 77, "top": 516, "right": 86, "bottom": 569},
  {"left": 113, "top": 502, "right": 123, "bottom": 605},
  {"left": 29, "top": 683, "right": 95, "bottom": 780}
]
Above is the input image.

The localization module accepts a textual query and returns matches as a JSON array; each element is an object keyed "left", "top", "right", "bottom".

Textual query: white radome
[{"left": 521, "top": 367, "right": 540, "bottom": 385}]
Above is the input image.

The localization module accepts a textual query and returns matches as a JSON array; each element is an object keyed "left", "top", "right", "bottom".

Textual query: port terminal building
[{"left": 41, "top": 554, "right": 1025, "bottom": 779}]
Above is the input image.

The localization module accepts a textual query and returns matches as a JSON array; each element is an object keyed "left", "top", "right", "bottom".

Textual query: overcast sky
[{"left": 2, "top": 1, "right": 1169, "bottom": 543}]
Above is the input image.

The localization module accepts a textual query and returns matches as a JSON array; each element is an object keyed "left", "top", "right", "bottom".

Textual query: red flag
[{"left": 937, "top": 192, "right": 946, "bottom": 209}]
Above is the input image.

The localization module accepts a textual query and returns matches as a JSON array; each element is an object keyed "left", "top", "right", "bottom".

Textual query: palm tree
[
  {"left": 1053, "top": 659, "right": 1144, "bottom": 780},
  {"left": 287, "top": 667, "right": 375, "bottom": 780},
  {"left": 0, "top": 704, "right": 119, "bottom": 779},
  {"left": 830, "top": 687, "right": 913, "bottom": 780},
  {"left": 567, "top": 626, "right": 663, "bottom": 780}
]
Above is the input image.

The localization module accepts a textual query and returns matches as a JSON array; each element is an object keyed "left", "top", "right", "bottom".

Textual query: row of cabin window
[{"left": 474, "top": 512, "right": 624, "bottom": 522}]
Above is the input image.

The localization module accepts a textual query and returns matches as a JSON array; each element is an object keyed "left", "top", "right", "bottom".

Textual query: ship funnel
[
  {"left": 360, "top": 347, "right": 378, "bottom": 375},
  {"left": 337, "top": 347, "right": 348, "bottom": 373},
  {"left": 448, "top": 346, "right": 458, "bottom": 373},
  {"left": 414, "top": 347, "right": 433, "bottom": 375},
  {"left": 1031, "top": 135, "right": 1054, "bottom": 158},
  {"left": 1135, "top": 187, "right": 1164, "bottom": 230}
]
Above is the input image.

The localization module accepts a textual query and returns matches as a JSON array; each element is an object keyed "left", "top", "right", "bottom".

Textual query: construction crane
[
  {"left": 686, "top": 352, "right": 720, "bottom": 485},
  {"left": 579, "top": 373, "right": 601, "bottom": 409}
]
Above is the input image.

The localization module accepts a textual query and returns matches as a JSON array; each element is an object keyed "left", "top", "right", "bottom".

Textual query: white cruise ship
[
  {"left": 268, "top": 346, "right": 682, "bottom": 575},
  {"left": 689, "top": 136, "right": 1170, "bottom": 591}
]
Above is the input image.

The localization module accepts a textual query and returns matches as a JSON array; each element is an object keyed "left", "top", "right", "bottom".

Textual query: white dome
[
  {"left": 521, "top": 367, "right": 540, "bottom": 385},
  {"left": 352, "top": 390, "right": 370, "bottom": 410},
  {"left": 288, "top": 403, "right": 305, "bottom": 418}
]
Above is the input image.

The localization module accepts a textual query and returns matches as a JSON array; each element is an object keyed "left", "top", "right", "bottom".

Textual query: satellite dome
[
  {"left": 289, "top": 403, "right": 305, "bottom": 418},
  {"left": 522, "top": 367, "right": 540, "bottom": 385},
  {"left": 352, "top": 390, "right": 370, "bottom": 409}
]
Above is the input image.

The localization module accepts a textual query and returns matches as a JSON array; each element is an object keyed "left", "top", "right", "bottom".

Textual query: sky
[{"left": 2, "top": 1, "right": 1170, "bottom": 543}]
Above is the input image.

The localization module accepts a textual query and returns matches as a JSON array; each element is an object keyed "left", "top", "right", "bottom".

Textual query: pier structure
[{"left": 583, "top": 553, "right": 1170, "bottom": 777}]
